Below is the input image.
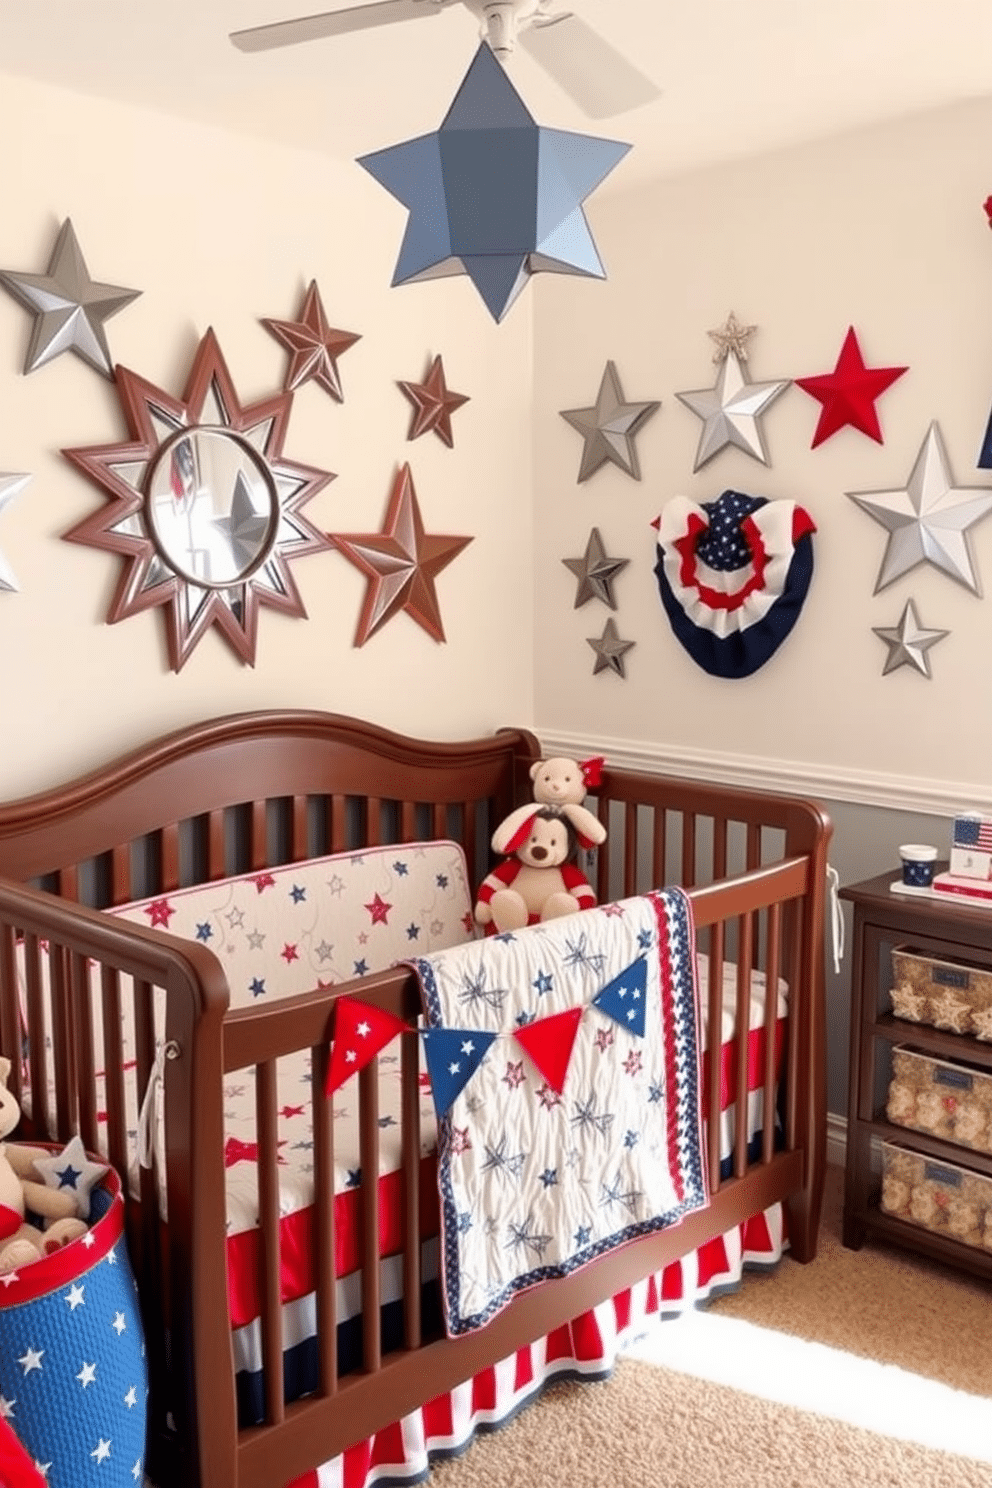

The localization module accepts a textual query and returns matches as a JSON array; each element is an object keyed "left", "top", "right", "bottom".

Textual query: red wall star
[
  {"left": 330, "top": 463, "right": 473, "bottom": 646},
  {"left": 795, "top": 326, "right": 907, "bottom": 447},
  {"left": 397, "top": 354, "right": 469, "bottom": 447},
  {"left": 261, "top": 279, "right": 361, "bottom": 402}
]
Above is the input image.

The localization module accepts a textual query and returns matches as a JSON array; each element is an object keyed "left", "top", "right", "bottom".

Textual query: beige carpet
[{"left": 431, "top": 1167, "right": 992, "bottom": 1488}]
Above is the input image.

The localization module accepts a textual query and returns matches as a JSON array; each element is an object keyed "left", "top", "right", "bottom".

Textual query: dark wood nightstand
[{"left": 841, "top": 869, "right": 992, "bottom": 1280}]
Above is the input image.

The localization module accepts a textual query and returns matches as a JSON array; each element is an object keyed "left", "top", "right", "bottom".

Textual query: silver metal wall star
[
  {"left": 562, "top": 528, "right": 629, "bottom": 609},
  {"left": 587, "top": 617, "right": 635, "bottom": 677},
  {"left": 707, "top": 311, "right": 758, "bottom": 363},
  {"left": 873, "top": 599, "right": 949, "bottom": 677},
  {"left": 0, "top": 473, "right": 29, "bottom": 593},
  {"left": 560, "top": 361, "right": 660, "bottom": 482},
  {"left": 847, "top": 421, "right": 992, "bottom": 594},
  {"left": 0, "top": 219, "right": 141, "bottom": 379},
  {"left": 676, "top": 348, "right": 789, "bottom": 470}
]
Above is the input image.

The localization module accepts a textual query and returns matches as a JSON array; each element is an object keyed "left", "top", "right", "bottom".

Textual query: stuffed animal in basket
[{"left": 0, "top": 1057, "right": 88, "bottom": 1273}]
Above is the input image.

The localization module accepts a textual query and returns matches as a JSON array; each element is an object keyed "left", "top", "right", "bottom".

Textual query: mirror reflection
[{"left": 147, "top": 429, "right": 278, "bottom": 588}]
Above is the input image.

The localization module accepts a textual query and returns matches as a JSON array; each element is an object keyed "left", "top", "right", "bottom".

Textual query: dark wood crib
[{"left": 0, "top": 710, "right": 831, "bottom": 1488}]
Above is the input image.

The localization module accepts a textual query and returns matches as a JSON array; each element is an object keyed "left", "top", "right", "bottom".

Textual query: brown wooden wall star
[
  {"left": 330, "top": 463, "right": 472, "bottom": 645},
  {"left": 397, "top": 354, "right": 469, "bottom": 447},
  {"left": 261, "top": 279, "right": 361, "bottom": 401}
]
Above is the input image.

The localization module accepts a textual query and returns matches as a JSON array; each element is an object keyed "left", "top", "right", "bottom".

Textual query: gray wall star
[
  {"left": 847, "top": 421, "right": 992, "bottom": 594},
  {"left": 562, "top": 527, "right": 629, "bottom": 609},
  {"left": 587, "top": 617, "right": 635, "bottom": 677},
  {"left": 0, "top": 473, "right": 30, "bottom": 593},
  {"left": 560, "top": 361, "right": 660, "bottom": 482},
  {"left": 676, "top": 348, "right": 790, "bottom": 470},
  {"left": 873, "top": 599, "right": 949, "bottom": 677},
  {"left": 0, "top": 218, "right": 141, "bottom": 378}
]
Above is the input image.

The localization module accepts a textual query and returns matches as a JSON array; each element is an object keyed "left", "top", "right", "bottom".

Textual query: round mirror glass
[{"left": 146, "top": 429, "right": 278, "bottom": 588}]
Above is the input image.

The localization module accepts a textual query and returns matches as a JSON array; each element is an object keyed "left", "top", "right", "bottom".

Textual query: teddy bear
[
  {"left": 474, "top": 809, "right": 598, "bottom": 935},
  {"left": 0, "top": 1057, "right": 89, "bottom": 1273},
  {"left": 489, "top": 756, "right": 608, "bottom": 861}
]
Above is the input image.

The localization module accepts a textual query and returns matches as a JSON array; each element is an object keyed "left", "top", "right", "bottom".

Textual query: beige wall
[
  {"left": 0, "top": 74, "right": 536, "bottom": 797},
  {"left": 532, "top": 95, "right": 992, "bottom": 807}
]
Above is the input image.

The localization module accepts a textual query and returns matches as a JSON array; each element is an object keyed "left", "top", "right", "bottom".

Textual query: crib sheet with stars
[{"left": 411, "top": 889, "right": 708, "bottom": 1337}]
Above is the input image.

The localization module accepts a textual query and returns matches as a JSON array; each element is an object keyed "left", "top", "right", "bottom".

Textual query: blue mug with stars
[
  {"left": 0, "top": 1151, "right": 147, "bottom": 1486},
  {"left": 899, "top": 843, "right": 938, "bottom": 889}
]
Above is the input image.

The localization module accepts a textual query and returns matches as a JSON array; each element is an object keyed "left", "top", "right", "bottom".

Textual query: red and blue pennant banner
[
  {"left": 325, "top": 998, "right": 410, "bottom": 1095},
  {"left": 653, "top": 490, "right": 816, "bottom": 679},
  {"left": 409, "top": 891, "right": 708, "bottom": 1337}
]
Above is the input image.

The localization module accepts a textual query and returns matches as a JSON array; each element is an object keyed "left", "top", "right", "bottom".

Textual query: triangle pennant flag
[
  {"left": 591, "top": 957, "right": 648, "bottom": 1037},
  {"left": 421, "top": 1027, "right": 498, "bottom": 1118},
  {"left": 513, "top": 1005, "right": 583, "bottom": 1093},
  {"left": 326, "top": 996, "right": 410, "bottom": 1094}
]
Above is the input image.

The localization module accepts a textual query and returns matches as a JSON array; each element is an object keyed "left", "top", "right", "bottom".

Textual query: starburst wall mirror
[{"left": 63, "top": 328, "right": 335, "bottom": 671}]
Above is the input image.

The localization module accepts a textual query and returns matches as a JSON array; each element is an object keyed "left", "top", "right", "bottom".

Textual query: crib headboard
[{"left": 0, "top": 710, "right": 544, "bottom": 906}]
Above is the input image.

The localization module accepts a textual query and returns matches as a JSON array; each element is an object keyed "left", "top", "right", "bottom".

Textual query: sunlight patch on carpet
[{"left": 623, "top": 1311, "right": 992, "bottom": 1465}]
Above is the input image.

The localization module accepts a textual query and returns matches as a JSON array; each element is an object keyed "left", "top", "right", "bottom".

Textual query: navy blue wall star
[{"left": 357, "top": 43, "right": 630, "bottom": 323}]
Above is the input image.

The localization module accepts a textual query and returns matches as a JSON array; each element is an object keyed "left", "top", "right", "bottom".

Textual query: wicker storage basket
[
  {"left": 889, "top": 945, "right": 992, "bottom": 1040},
  {"left": 887, "top": 1046, "right": 992, "bottom": 1154},
  {"left": 880, "top": 1141, "right": 992, "bottom": 1252}
]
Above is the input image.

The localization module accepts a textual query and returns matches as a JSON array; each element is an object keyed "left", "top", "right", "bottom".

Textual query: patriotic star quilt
[{"left": 411, "top": 889, "right": 708, "bottom": 1337}]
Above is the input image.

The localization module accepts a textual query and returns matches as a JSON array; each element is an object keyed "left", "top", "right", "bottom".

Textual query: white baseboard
[{"left": 826, "top": 1110, "right": 847, "bottom": 1168}]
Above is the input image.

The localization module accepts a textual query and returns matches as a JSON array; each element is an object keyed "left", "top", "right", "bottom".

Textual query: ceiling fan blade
[
  {"left": 230, "top": 0, "right": 455, "bottom": 54},
  {"left": 518, "top": 13, "right": 662, "bottom": 119}
]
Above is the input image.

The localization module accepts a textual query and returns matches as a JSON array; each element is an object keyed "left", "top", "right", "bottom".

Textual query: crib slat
[
  {"left": 291, "top": 795, "right": 308, "bottom": 860},
  {"left": 432, "top": 802, "right": 446, "bottom": 840},
  {"left": 49, "top": 944, "right": 76, "bottom": 1142},
  {"left": 359, "top": 1061, "right": 382, "bottom": 1372},
  {"left": 101, "top": 965, "right": 128, "bottom": 1182},
  {"left": 733, "top": 913, "right": 754, "bottom": 1178},
  {"left": 311, "top": 1045, "right": 337, "bottom": 1398},
  {"left": 784, "top": 900, "right": 803, "bottom": 1152},
  {"left": 401, "top": 1027, "right": 421, "bottom": 1350},
  {"left": 746, "top": 822, "right": 762, "bottom": 872},
  {"left": 161, "top": 822, "right": 180, "bottom": 891},
  {"left": 250, "top": 801, "right": 267, "bottom": 871},
  {"left": 681, "top": 814, "right": 696, "bottom": 887},
  {"left": 400, "top": 800, "right": 417, "bottom": 842},
  {"left": 23, "top": 934, "right": 48, "bottom": 1137},
  {"left": 133, "top": 978, "right": 162, "bottom": 1277},
  {"left": 461, "top": 802, "right": 477, "bottom": 889},
  {"left": 207, "top": 810, "right": 226, "bottom": 879},
  {"left": 56, "top": 864, "right": 79, "bottom": 902},
  {"left": 0, "top": 922, "right": 20, "bottom": 1101},
  {"left": 72, "top": 951, "right": 98, "bottom": 1153},
  {"left": 652, "top": 808, "right": 667, "bottom": 890},
  {"left": 706, "top": 920, "right": 724, "bottom": 1192},
  {"left": 622, "top": 802, "right": 637, "bottom": 898},
  {"left": 257, "top": 1059, "right": 285, "bottom": 1425},
  {"left": 329, "top": 795, "right": 347, "bottom": 853},
  {"left": 364, "top": 797, "right": 381, "bottom": 848},
  {"left": 712, "top": 817, "right": 728, "bottom": 884},
  {"left": 762, "top": 902, "right": 782, "bottom": 1163},
  {"left": 111, "top": 844, "right": 132, "bottom": 904}
]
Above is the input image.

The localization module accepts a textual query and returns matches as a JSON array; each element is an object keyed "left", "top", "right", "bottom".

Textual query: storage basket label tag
[
  {"left": 934, "top": 1066, "right": 974, "bottom": 1091},
  {"left": 933, "top": 964, "right": 971, "bottom": 990},
  {"left": 923, "top": 1160, "right": 962, "bottom": 1187}
]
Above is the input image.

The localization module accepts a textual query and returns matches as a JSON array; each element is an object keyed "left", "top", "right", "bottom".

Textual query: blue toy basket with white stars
[{"left": 0, "top": 1155, "right": 147, "bottom": 1487}]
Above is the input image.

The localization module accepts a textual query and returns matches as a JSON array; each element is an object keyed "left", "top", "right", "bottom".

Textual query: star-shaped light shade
[
  {"left": 330, "top": 462, "right": 472, "bottom": 645},
  {"left": 0, "top": 473, "right": 30, "bottom": 593},
  {"left": 707, "top": 311, "right": 758, "bottom": 363},
  {"left": 873, "top": 599, "right": 949, "bottom": 678},
  {"left": 357, "top": 43, "right": 630, "bottom": 323},
  {"left": 796, "top": 326, "right": 908, "bottom": 448},
  {"left": 562, "top": 527, "right": 629, "bottom": 609},
  {"left": 0, "top": 218, "right": 141, "bottom": 378},
  {"left": 560, "top": 361, "right": 660, "bottom": 482},
  {"left": 847, "top": 422, "right": 992, "bottom": 594},
  {"left": 398, "top": 354, "right": 469, "bottom": 447},
  {"left": 261, "top": 279, "right": 361, "bottom": 401},
  {"left": 676, "top": 348, "right": 790, "bottom": 471},
  {"left": 587, "top": 617, "right": 635, "bottom": 677},
  {"left": 62, "top": 328, "right": 335, "bottom": 670}
]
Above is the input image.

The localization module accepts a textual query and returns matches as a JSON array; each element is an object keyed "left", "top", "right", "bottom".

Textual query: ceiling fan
[{"left": 229, "top": 0, "right": 662, "bottom": 119}]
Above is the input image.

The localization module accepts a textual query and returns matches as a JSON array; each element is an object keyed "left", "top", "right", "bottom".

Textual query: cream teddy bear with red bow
[{"left": 474, "top": 756, "right": 608, "bottom": 935}]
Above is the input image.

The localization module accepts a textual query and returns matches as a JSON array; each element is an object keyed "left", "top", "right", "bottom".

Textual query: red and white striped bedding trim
[{"left": 284, "top": 1204, "right": 786, "bottom": 1488}]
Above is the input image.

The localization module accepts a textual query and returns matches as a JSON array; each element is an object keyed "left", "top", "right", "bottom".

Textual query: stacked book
[{"left": 933, "top": 814, "right": 992, "bottom": 902}]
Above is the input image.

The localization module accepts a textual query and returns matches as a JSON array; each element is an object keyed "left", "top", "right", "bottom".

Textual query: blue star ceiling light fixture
[{"left": 357, "top": 41, "right": 631, "bottom": 322}]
